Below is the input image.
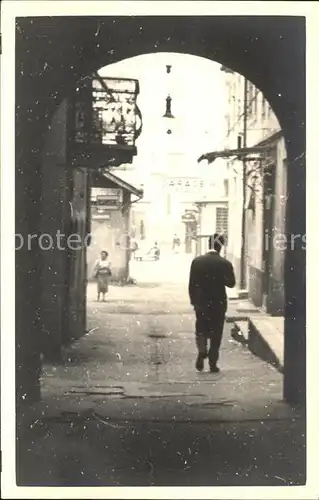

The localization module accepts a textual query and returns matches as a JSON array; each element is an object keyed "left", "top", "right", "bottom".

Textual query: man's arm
[
  {"left": 224, "top": 260, "right": 236, "bottom": 288},
  {"left": 188, "top": 259, "right": 197, "bottom": 305}
]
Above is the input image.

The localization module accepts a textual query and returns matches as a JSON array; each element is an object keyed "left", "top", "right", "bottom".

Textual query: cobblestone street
[
  {"left": 16, "top": 277, "right": 306, "bottom": 487},
  {"left": 42, "top": 281, "right": 283, "bottom": 412}
]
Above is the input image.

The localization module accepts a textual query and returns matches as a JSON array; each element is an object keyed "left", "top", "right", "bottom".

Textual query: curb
[
  {"left": 230, "top": 320, "right": 249, "bottom": 345},
  {"left": 247, "top": 319, "right": 283, "bottom": 373},
  {"left": 226, "top": 315, "right": 249, "bottom": 323},
  {"left": 227, "top": 317, "right": 283, "bottom": 374}
]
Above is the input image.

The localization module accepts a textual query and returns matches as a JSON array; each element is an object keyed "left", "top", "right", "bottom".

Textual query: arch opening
[{"left": 41, "top": 51, "right": 290, "bottom": 413}]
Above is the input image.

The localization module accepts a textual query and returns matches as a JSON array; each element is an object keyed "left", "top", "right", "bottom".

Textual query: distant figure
[
  {"left": 172, "top": 234, "right": 181, "bottom": 253},
  {"left": 153, "top": 241, "right": 160, "bottom": 260},
  {"left": 147, "top": 241, "right": 160, "bottom": 260},
  {"left": 188, "top": 233, "right": 236, "bottom": 373},
  {"left": 93, "top": 251, "right": 112, "bottom": 302},
  {"left": 130, "top": 237, "right": 139, "bottom": 259}
]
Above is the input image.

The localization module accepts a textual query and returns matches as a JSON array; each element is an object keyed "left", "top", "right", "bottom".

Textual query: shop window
[{"left": 216, "top": 207, "right": 228, "bottom": 235}]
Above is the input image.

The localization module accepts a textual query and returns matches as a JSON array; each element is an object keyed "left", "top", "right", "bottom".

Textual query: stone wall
[
  {"left": 40, "top": 99, "right": 71, "bottom": 360},
  {"left": 40, "top": 99, "right": 89, "bottom": 357},
  {"left": 267, "top": 138, "right": 287, "bottom": 315},
  {"left": 66, "top": 168, "right": 89, "bottom": 341}
]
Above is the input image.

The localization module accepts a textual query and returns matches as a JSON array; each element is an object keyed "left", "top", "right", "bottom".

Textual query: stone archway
[{"left": 15, "top": 16, "right": 305, "bottom": 406}]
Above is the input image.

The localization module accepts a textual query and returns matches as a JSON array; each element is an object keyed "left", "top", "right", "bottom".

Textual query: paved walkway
[
  {"left": 41, "top": 283, "right": 284, "bottom": 418},
  {"left": 15, "top": 281, "right": 306, "bottom": 487}
]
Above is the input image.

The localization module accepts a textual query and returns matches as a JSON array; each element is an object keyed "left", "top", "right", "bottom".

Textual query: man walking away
[{"left": 188, "top": 233, "right": 236, "bottom": 373}]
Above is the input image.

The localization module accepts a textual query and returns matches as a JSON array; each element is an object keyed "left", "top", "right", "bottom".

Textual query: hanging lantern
[{"left": 163, "top": 95, "right": 174, "bottom": 119}]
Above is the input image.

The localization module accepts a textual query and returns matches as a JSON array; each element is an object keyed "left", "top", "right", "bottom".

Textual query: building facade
[
  {"left": 87, "top": 172, "right": 143, "bottom": 283},
  {"left": 222, "top": 68, "right": 287, "bottom": 315},
  {"left": 100, "top": 54, "right": 230, "bottom": 252}
]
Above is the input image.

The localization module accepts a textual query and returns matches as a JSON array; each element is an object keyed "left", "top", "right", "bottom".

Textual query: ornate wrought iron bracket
[{"left": 70, "top": 74, "right": 142, "bottom": 169}]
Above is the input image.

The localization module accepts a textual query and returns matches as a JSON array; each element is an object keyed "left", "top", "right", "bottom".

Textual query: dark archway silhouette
[{"left": 15, "top": 16, "right": 305, "bottom": 409}]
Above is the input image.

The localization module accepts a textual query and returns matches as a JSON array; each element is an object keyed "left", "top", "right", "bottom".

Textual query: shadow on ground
[{"left": 17, "top": 411, "right": 306, "bottom": 487}]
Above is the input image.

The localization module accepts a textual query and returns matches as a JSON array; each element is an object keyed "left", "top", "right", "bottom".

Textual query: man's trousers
[{"left": 195, "top": 306, "right": 226, "bottom": 368}]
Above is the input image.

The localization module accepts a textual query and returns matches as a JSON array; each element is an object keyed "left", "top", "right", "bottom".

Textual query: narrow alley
[
  {"left": 10, "top": 13, "right": 308, "bottom": 494},
  {"left": 17, "top": 261, "right": 305, "bottom": 487}
]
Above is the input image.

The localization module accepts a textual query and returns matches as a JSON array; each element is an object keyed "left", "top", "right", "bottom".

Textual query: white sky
[{"left": 99, "top": 52, "right": 229, "bottom": 171}]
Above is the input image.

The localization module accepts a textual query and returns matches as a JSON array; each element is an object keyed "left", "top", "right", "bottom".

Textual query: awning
[{"left": 93, "top": 170, "right": 143, "bottom": 198}]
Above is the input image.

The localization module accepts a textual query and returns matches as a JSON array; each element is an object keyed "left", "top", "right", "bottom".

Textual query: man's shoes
[
  {"left": 196, "top": 355, "right": 205, "bottom": 372},
  {"left": 209, "top": 365, "right": 220, "bottom": 373}
]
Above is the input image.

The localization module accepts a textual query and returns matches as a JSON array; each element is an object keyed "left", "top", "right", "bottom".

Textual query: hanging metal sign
[{"left": 72, "top": 75, "right": 142, "bottom": 168}]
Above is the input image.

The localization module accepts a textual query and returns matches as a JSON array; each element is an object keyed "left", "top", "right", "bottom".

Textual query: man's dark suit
[{"left": 188, "top": 251, "right": 236, "bottom": 369}]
